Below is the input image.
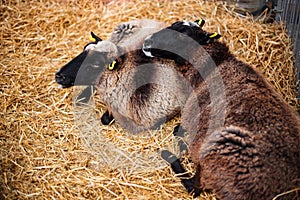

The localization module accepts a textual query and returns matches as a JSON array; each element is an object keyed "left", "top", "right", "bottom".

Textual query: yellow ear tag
[
  {"left": 89, "top": 35, "right": 96, "bottom": 42},
  {"left": 209, "top": 32, "right": 218, "bottom": 38},
  {"left": 107, "top": 61, "right": 117, "bottom": 70},
  {"left": 197, "top": 19, "right": 205, "bottom": 27}
]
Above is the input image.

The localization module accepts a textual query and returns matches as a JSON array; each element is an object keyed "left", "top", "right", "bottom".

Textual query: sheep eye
[{"left": 107, "top": 60, "right": 117, "bottom": 71}]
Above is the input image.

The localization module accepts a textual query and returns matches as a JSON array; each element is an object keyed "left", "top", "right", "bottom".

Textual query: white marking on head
[
  {"left": 142, "top": 48, "right": 154, "bottom": 57},
  {"left": 182, "top": 21, "right": 191, "bottom": 26},
  {"left": 142, "top": 35, "right": 154, "bottom": 57},
  {"left": 84, "top": 43, "right": 98, "bottom": 51},
  {"left": 189, "top": 21, "right": 200, "bottom": 27},
  {"left": 182, "top": 20, "right": 199, "bottom": 27}
]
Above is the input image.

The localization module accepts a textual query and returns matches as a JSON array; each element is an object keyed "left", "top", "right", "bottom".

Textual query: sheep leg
[
  {"left": 76, "top": 85, "right": 95, "bottom": 105},
  {"left": 172, "top": 125, "right": 188, "bottom": 155},
  {"left": 76, "top": 86, "right": 115, "bottom": 125},
  {"left": 161, "top": 150, "right": 199, "bottom": 195},
  {"left": 101, "top": 109, "right": 114, "bottom": 125},
  {"left": 161, "top": 125, "right": 201, "bottom": 197}
]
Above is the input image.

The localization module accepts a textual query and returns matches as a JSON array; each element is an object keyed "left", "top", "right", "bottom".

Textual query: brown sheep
[
  {"left": 55, "top": 20, "right": 191, "bottom": 133},
  {"left": 95, "top": 48, "right": 191, "bottom": 133},
  {"left": 143, "top": 20, "right": 300, "bottom": 199}
]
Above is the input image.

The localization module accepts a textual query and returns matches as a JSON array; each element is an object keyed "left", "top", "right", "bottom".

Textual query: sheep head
[
  {"left": 55, "top": 33, "right": 118, "bottom": 88},
  {"left": 55, "top": 20, "right": 165, "bottom": 88},
  {"left": 142, "top": 19, "right": 221, "bottom": 62}
]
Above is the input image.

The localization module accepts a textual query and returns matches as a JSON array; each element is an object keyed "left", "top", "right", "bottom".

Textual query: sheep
[
  {"left": 100, "top": 51, "right": 194, "bottom": 133},
  {"left": 55, "top": 20, "right": 165, "bottom": 88},
  {"left": 142, "top": 20, "right": 300, "bottom": 199},
  {"left": 55, "top": 20, "right": 191, "bottom": 133},
  {"left": 56, "top": 20, "right": 163, "bottom": 125}
]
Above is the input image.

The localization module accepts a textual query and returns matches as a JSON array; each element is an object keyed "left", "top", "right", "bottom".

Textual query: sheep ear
[
  {"left": 205, "top": 32, "right": 221, "bottom": 43},
  {"left": 107, "top": 60, "right": 118, "bottom": 71},
  {"left": 90, "top": 32, "right": 102, "bottom": 42},
  {"left": 208, "top": 32, "right": 221, "bottom": 40},
  {"left": 194, "top": 19, "right": 205, "bottom": 27}
]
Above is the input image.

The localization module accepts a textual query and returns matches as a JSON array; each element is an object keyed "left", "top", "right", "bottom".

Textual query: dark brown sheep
[{"left": 143, "top": 20, "right": 300, "bottom": 199}]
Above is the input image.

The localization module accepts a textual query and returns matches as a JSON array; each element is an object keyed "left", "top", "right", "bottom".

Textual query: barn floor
[{"left": 1, "top": 0, "right": 299, "bottom": 199}]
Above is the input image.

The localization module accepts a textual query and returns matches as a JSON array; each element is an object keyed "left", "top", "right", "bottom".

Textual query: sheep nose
[
  {"left": 143, "top": 38, "right": 153, "bottom": 49},
  {"left": 55, "top": 73, "right": 65, "bottom": 83}
]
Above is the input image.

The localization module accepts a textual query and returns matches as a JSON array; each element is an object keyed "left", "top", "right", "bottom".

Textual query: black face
[
  {"left": 55, "top": 32, "right": 111, "bottom": 88},
  {"left": 142, "top": 20, "right": 221, "bottom": 60},
  {"left": 142, "top": 28, "right": 185, "bottom": 60}
]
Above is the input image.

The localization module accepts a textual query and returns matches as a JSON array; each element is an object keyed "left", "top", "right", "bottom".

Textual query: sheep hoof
[
  {"left": 172, "top": 125, "right": 188, "bottom": 155},
  {"left": 161, "top": 150, "right": 200, "bottom": 197},
  {"left": 161, "top": 125, "right": 201, "bottom": 197},
  {"left": 101, "top": 110, "right": 114, "bottom": 125},
  {"left": 172, "top": 124, "right": 184, "bottom": 136},
  {"left": 76, "top": 86, "right": 94, "bottom": 105}
]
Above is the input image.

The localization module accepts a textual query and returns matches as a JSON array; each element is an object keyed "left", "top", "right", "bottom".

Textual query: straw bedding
[{"left": 1, "top": 0, "right": 299, "bottom": 199}]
